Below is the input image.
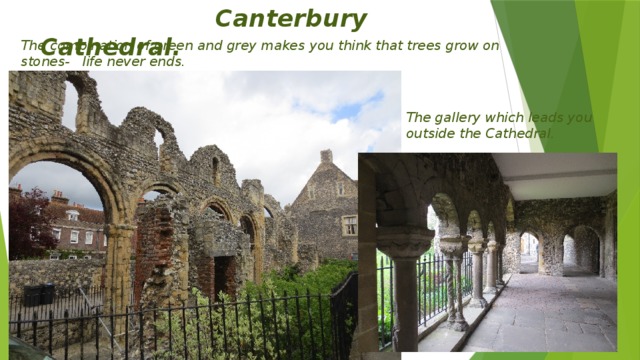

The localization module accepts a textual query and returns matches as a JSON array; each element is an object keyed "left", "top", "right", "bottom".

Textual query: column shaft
[
  {"left": 484, "top": 243, "right": 497, "bottom": 294},
  {"left": 393, "top": 259, "right": 419, "bottom": 352},
  {"left": 445, "top": 258, "right": 456, "bottom": 325},
  {"left": 453, "top": 256, "right": 469, "bottom": 331},
  {"left": 469, "top": 250, "right": 487, "bottom": 308}
]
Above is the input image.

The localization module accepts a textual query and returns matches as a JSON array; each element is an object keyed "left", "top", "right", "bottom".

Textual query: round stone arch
[
  {"left": 9, "top": 140, "right": 134, "bottom": 318},
  {"left": 429, "top": 192, "right": 461, "bottom": 239},
  {"left": 199, "top": 196, "right": 234, "bottom": 222},
  {"left": 517, "top": 227, "right": 546, "bottom": 274},
  {"left": 133, "top": 180, "right": 184, "bottom": 210},
  {"left": 9, "top": 141, "right": 126, "bottom": 224},
  {"left": 239, "top": 214, "right": 263, "bottom": 283},
  {"left": 466, "top": 210, "right": 484, "bottom": 240},
  {"left": 562, "top": 224, "right": 602, "bottom": 275}
]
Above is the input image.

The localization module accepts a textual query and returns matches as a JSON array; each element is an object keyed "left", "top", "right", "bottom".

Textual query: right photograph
[{"left": 356, "top": 153, "right": 617, "bottom": 354}]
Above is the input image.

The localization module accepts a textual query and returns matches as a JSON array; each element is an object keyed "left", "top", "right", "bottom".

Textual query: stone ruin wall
[
  {"left": 8, "top": 71, "right": 311, "bottom": 308},
  {"left": 511, "top": 195, "right": 612, "bottom": 277}
]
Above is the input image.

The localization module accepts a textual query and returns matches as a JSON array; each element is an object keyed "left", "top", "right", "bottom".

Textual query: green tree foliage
[
  {"left": 153, "top": 260, "right": 357, "bottom": 359},
  {"left": 9, "top": 187, "right": 58, "bottom": 260}
]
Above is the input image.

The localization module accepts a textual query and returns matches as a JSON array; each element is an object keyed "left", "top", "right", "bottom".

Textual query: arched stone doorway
[
  {"left": 563, "top": 225, "right": 601, "bottom": 276},
  {"left": 519, "top": 231, "right": 540, "bottom": 274}
]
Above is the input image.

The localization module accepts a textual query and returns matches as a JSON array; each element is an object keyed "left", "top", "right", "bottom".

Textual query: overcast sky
[{"left": 11, "top": 72, "right": 400, "bottom": 210}]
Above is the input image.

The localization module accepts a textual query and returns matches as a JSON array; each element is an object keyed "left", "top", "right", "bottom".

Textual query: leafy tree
[{"left": 9, "top": 187, "right": 58, "bottom": 260}]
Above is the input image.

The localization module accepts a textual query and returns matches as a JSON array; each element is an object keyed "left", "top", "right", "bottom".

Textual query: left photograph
[{"left": 7, "top": 71, "right": 400, "bottom": 359}]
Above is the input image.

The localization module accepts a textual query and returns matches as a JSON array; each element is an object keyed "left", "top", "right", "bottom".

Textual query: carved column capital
[
  {"left": 468, "top": 237, "right": 487, "bottom": 254},
  {"left": 439, "top": 235, "right": 471, "bottom": 258},
  {"left": 486, "top": 239, "right": 498, "bottom": 253},
  {"left": 377, "top": 225, "right": 434, "bottom": 260}
]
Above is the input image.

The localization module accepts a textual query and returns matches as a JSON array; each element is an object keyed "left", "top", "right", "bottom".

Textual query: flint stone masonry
[
  {"left": 9, "top": 259, "right": 104, "bottom": 297},
  {"left": 8, "top": 71, "right": 311, "bottom": 312},
  {"left": 506, "top": 196, "right": 613, "bottom": 278},
  {"left": 290, "top": 150, "right": 358, "bottom": 261}
]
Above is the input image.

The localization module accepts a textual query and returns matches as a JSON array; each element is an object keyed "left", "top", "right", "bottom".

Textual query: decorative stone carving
[
  {"left": 377, "top": 225, "right": 433, "bottom": 352},
  {"left": 439, "top": 235, "right": 470, "bottom": 332},
  {"left": 377, "top": 225, "right": 434, "bottom": 260}
]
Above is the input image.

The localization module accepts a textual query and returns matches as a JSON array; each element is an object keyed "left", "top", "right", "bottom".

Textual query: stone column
[
  {"left": 496, "top": 243, "right": 505, "bottom": 286},
  {"left": 468, "top": 238, "right": 487, "bottom": 308},
  {"left": 377, "top": 226, "right": 433, "bottom": 352},
  {"left": 439, "top": 236, "right": 470, "bottom": 332},
  {"left": 484, "top": 240, "right": 498, "bottom": 294},
  {"left": 104, "top": 223, "right": 135, "bottom": 335}
]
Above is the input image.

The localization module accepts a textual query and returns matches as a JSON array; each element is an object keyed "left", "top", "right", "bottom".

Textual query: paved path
[{"left": 461, "top": 259, "right": 617, "bottom": 352}]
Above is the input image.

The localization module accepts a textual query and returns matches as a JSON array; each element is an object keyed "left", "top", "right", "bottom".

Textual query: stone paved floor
[{"left": 461, "top": 257, "right": 617, "bottom": 352}]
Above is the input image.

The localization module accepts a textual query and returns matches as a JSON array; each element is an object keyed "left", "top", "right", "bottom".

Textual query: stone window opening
[
  {"left": 212, "top": 157, "right": 220, "bottom": 186},
  {"left": 308, "top": 185, "right": 316, "bottom": 200},
  {"left": 264, "top": 207, "right": 273, "bottom": 218},
  {"left": 154, "top": 130, "right": 164, "bottom": 160},
  {"left": 85, "top": 231, "right": 93, "bottom": 245},
  {"left": 337, "top": 182, "right": 345, "bottom": 196},
  {"left": 70, "top": 230, "right": 79, "bottom": 244},
  {"left": 68, "top": 255, "right": 77, "bottom": 260},
  {"left": 62, "top": 80, "right": 79, "bottom": 131},
  {"left": 52, "top": 228, "right": 61, "bottom": 240},
  {"left": 207, "top": 203, "right": 229, "bottom": 221},
  {"left": 342, "top": 215, "right": 358, "bottom": 236}
]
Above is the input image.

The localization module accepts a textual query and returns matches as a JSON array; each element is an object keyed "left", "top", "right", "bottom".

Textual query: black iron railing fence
[
  {"left": 377, "top": 251, "right": 472, "bottom": 350},
  {"left": 9, "top": 284, "right": 134, "bottom": 333},
  {"left": 10, "top": 273, "right": 358, "bottom": 360}
]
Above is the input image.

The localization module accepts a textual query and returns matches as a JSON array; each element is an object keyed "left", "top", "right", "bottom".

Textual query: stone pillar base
[
  {"left": 484, "top": 286, "right": 497, "bottom": 294},
  {"left": 451, "top": 319, "right": 469, "bottom": 332},
  {"left": 496, "top": 278, "right": 505, "bottom": 286},
  {"left": 469, "top": 297, "right": 488, "bottom": 308}
]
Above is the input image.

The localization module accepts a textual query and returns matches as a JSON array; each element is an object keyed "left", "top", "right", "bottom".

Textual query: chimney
[
  {"left": 51, "top": 190, "right": 69, "bottom": 205},
  {"left": 9, "top": 185, "right": 23, "bottom": 200},
  {"left": 320, "top": 149, "right": 333, "bottom": 164}
]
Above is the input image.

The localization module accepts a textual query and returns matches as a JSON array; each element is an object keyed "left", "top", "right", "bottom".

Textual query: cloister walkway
[{"left": 461, "top": 259, "right": 617, "bottom": 352}]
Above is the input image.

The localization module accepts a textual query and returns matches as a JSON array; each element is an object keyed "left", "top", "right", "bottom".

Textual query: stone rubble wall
[
  {"left": 8, "top": 71, "right": 305, "bottom": 307},
  {"left": 135, "top": 194, "right": 190, "bottom": 309},
  {"left": 514, "top": 196, "right": 608, "bottom": 277},
  {"left": 9, "top": 259, "right": 104, "bottom": 297}
]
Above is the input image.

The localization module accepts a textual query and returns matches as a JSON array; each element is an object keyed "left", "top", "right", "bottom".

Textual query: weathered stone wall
[
  {"left": 290, "top": 150, "right": 358, "bottom": 262},
  {"left": 263, "top": 194, "right": 300, "bottom": 272},
  {"left": 9, "top": 71, "right": 302, "bottom": 309},
  {"left": 188, "top": 210, "right": 252, "bottom": 301},
  {"left": 515, "top": 197, "right": 605, "bottom": 276},
  {"left": 603, "top": 191, "right": 617, "bottom": 281},
  {"left": 572, "top": 226, "right": 600, "bottom": 273},
  {"left": 9, "top": 259, "right": 104, "bottom": 297},
  {"left": 135, "top": 195, "right": 190, "bottom": 309}
]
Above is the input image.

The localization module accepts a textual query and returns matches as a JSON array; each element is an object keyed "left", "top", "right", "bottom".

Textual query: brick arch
[{"left": 9, "top": 141, "right": 125, "bottom": 225}]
